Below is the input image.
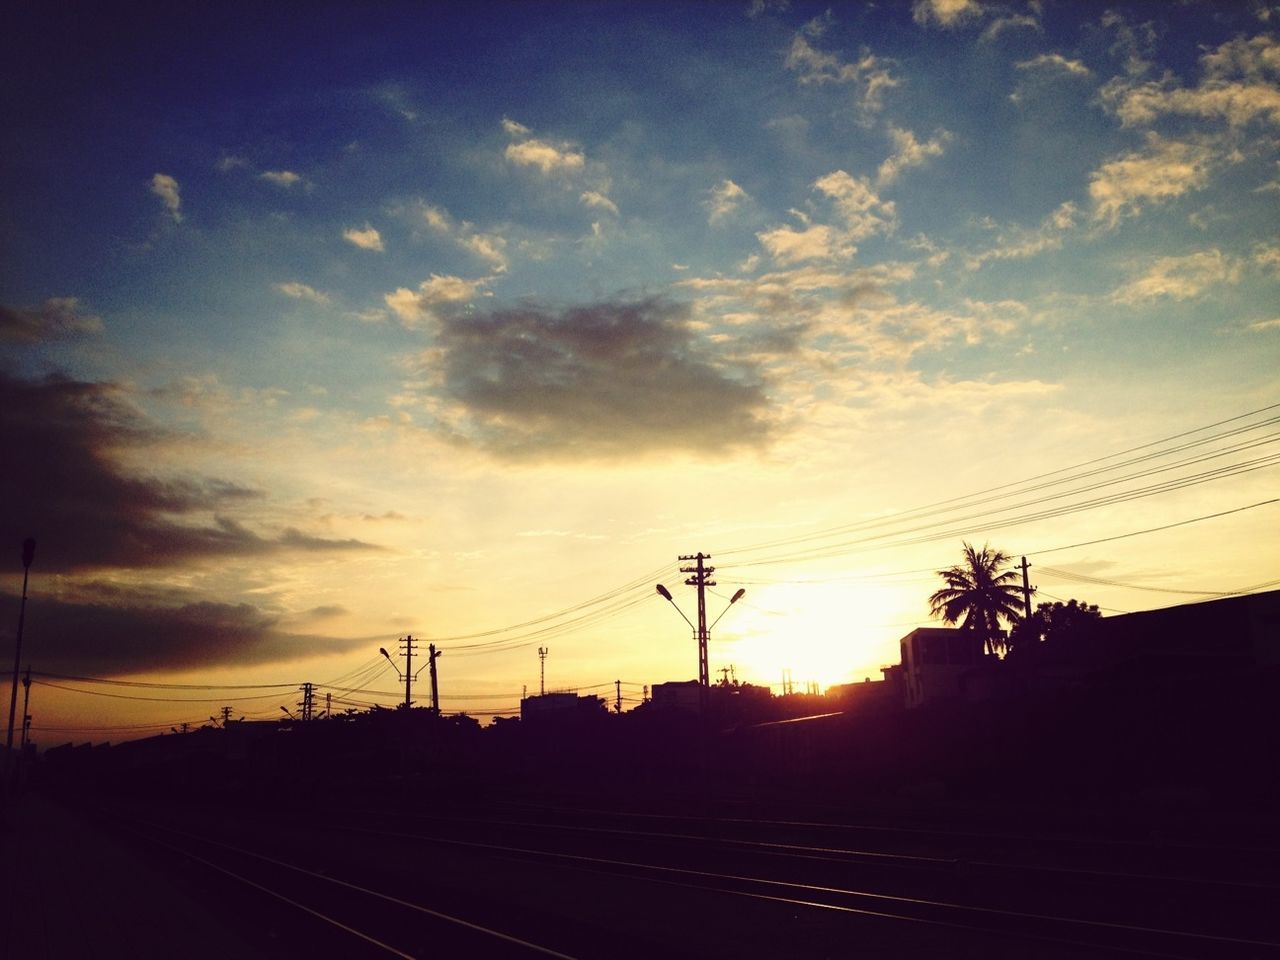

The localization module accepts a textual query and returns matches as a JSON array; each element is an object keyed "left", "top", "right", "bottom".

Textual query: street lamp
[
  {"left": 654, "top": 579, "right": 745, "bottom": 687},
  {"left": 6, "top": 538, "right": 36, "bottom": 763}
]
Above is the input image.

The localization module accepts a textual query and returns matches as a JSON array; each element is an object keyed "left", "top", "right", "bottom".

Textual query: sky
[{"left": 2, "top": 0, "right": 1279, "bottom": 741}]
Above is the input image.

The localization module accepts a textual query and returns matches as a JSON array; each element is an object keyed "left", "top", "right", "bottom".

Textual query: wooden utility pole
[
  {"left": 400, "top": 635, "right": 417, "bottom": 709},
  {"left": 538, "top": 647, "right": 549, "bottom": 696},
  {"left": 19, "top": 667, "right": 31, "bottom": 749},
  {"left": 428, "top": 643, "right": 442, "bottom": 716},
  {"left": 680, "top": 553, "right": 715, "bottom": 688},
  {"left": 614, "top": 679, "right": 621, "bottom": 714},
  {"left": 1020, "top": 556, "right": 1035, "bottom": 620}
]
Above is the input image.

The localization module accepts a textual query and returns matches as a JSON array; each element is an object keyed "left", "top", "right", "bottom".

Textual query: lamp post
[
  {"left": 655, "top": 577, "right": 745, "bottom": 688},
  {"left": 6, "top": 538, "right": 36, "bottom": 763}
]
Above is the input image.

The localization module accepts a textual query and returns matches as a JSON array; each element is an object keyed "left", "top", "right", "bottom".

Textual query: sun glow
[{"left": 717, "top": 579, "right": 919, "bottom": 692}]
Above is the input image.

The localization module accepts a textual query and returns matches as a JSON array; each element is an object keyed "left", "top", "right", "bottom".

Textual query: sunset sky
[{"left": 3, "top": 1, "right": 1278, "bottom": 741}]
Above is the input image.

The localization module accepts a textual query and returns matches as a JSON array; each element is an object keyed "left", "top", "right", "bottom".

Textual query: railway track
[{"left": 104, "top": 799, "right": 1280, "bottom": 959}]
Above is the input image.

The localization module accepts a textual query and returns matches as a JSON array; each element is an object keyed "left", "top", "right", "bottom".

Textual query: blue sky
[{"left": 2, "top": 1, "right": 1279, "bottom": 736}]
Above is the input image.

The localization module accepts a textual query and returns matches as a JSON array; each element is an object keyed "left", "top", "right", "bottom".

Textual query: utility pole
[
  {"left": 6, "top": 538, "right": 36, "bottom": 762},
  {"left": 1019, "top": 556, "right": 1035, "bottom": 621},
  {"left": 718, "top": 666, "right": 731, "bottom": 686},
  {"left": 643, "top": 684, "right": 649, "bottom": 703},
  {"left": 325, "top": 692, "right": 332, "bottom": 720},
  {"left": 298, "top": 682, "right": 314, "bottom": 722},
  {"left": 401, "top": 635, "right": 417, "bottom": 709},
  {"left": 614, "top": 679, "right": 621, "bottom": 714},
  {"left": 19, "top": 667, "right": 31, "bottom": 749},
  {"left": 538, "top": 647, "right": 549, "bottom": 696},
  {"left": 220, "top": 706, "right": 233, "bottom": 726},
  {"left": 428, "top": 643, "right": 442, "bottom": 716},
  {"left": 679, "top": 553, "right": 715, "bottom": 688}
]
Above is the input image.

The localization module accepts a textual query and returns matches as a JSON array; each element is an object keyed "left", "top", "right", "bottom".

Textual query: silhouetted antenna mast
[{"left": 538, "top": 647, "right": 549, "bottom": 696}]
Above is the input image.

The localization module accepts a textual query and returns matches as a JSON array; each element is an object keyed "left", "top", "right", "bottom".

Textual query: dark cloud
[
  {"left": 0, "top": 586, "right": 365, "bottom": 674},
  {"left": 0, "top": 298, "right": 103, "bottom": 343},
  {"left": 427, "top": 297, "right": 778, "bottom": 458},
  {"left": 0, "top": 370, "right": 378, "bottom": 572}
]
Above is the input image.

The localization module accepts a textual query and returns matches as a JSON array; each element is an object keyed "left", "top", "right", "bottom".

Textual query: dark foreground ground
[{"left": 4, "top": 775, "right": 1279, "bottom": 960}]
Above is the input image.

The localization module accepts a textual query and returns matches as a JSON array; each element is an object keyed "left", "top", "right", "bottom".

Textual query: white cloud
[
  {"left": 259, "top": 170, "right": 303, "bottom": 187},
  {"left": 784, "top": 22, "right": 899, "bottom": 113},
  {"left": 501, "top": 117, "right": 532, "bottom": 137},
  {"left": 216, "top": 154, "right": 250, "bottom": 172},
  {"left": 580, "top": 190, "right": 619, "bottom": 215},
  {"left": 1016, "top": 53, "right": 1092, "bottom": 77},
  {"left": 505, "top": 139, "right": 585, "bottom": 175},
  {"left": 1101, "top": 34, "right": 1280, "bottom": 128},
  {"left": 410, "top": 200, "right": 509, "bottom": 272},
  {"left": 1088, "top": 134, "right": 1215, "bottom": 226},
  {"left": 150, "top": 173, "right": 182, "bottom": 222},
  {"left": 275, "top": 282, "right": 331, "bottom": 304},
  {"left": 343, "top": 226, "right": 385, "bottom": 252},
  {"left": 980, "top": 14, "right": 1041, "bottom": 43},
  {"left": 384, "top": 275, "right": 489, "bottom": 328},
  {"left": 877, "top": 127, "right": 950, "bottom": 185},
  {"left": 1247, "top": 317, "right": 1280, "bottom": 332},
  {"left": 1111, "top": 249, "right": 1242, "bottom": 303},
  {"left": 912, "top": 0, "right": 983, "bottom": 28},
  {"left": 814, "top": 170, "right": 896, "bottom": 239},
  {"left": 1253, "top": 241, "right": 1280, "bottom": 273},
  {"left": 966, "top": 202, "right": 1080, "bottom": 269},
  {"left": 757, "top": 224, "right": 844, "bottom": 265},
  {"left": 707, "top": 179, "right": 748, "bottom": 224}
]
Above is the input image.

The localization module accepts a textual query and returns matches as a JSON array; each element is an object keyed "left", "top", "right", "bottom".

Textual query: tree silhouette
[
  {"left": 1009, "top": 598, "right": 1101, "bottom": 655},
  {"left": 928, "top": 542, "right": 1024, "bottom": 657}
]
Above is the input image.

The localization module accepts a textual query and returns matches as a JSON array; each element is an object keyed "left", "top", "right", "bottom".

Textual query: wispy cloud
[
  {"left": 784, "top": 16, "right": 898, "bottom": 113},
  {"left": 707, "top": 179, "right": 748, "bottom": 225},
  {"left": 1112, "top": 249, "right": 1242, "bottom": 303},
  {"left": 412, "top": 201, "right": 509, "bottom": 272},
  {"left": 343, "top": 225, "right": 385, "bottom": 251},
  {"left": 877, "top": 127, "right": 950, "bottom": 186},
  {"left": 275, "top": 282, "right": 331, "bottom": 304},
  {"left": 0, "top": 297, "right": 103, "bottom": 343},
  {"left": 150, "top": 173, "right": 182, "bottom": 222},
  {"left": 912, "top": 0, "right": 984, "bottom": 29},
  {"left": 503, "top": 118, "right": 585, "bottom": 175},
  {"left": 1088, "top": 134, "right": 1215, "bottom": 226},
  {"left": 259, "top": 169, "right": 304, "bottom": 187},
  {"left": 384, "top": 274, "right": 489, "bottom": 328}
]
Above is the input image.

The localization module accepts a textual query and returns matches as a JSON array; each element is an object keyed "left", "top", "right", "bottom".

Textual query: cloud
[
  {"left": 412, "top": 297, "right": 778, "bottom": 458},
  {"left": 0, "top": 586, "right": 365, "bottom": 674},
  {"left": 343, "top": 225, "right": 385, "bottom": 251},
  {"left": 216, "top": 154, "right": 250, "bottom": 172},
  {"left": 503, "top": 120, "right": 586, "bottom": 175},
  {"left": 580, "top": 190, "right": 619, "bottom": 215},
  {"left": 1016, "top": 53, "right": 1092, "bottom": 78},
  {"left": 912, "top": 0, "right": 983, "bottom": 28},
  {"left": 259, "top": 169, "right": 304, "bottom": 187},
  {"left": 980, "top": 14, "right": 1041, "bottom": 43},
  {"left": 1101, "top": 34, "right": 1280, "bottom": 128},
  {"left": 814, "top": 170, "right": 896, "bottom": 239},
  {"left": 384, "top": 274, "right": 489, "bottom": 327},
  {"left": 0, "top": 297, "right": 103, "bottom": 344},
  {"left": 1111, "top": 249, "right": 1242, "bottom": 303},
  {"left": 965, "top": 201, "right": 1080, "bottom": 268},
  {"left": 0, "top": 370, "right": 378, "bottom": 573},
  {"left": 746, "top": 0, "right": 789, "bottom": 17},
  {"left": 150, "top": 173, "right": 182, "bottom": 222},
  {"left": 1088, "top": 134, "right": 1215, "bottom": 226},
  {"left": 784, "top": 20, "right": 899, "bottom": 113},
  {"left": 757, "top": 223, "right": 844, "bottom": 265},
  {"left": 1247, "top": 317, "right": 1280, "bottom": 332},
  {"left": 411, "top": 201, "right": 509, "bottom": 271},
  {"left": 274, "top": 282, "right": 330, "bottom": 304},
  {"left": 877, "top": 127, "right": 950, "bottom": 185},
  {"left": 707, "top": 179, "right": 748, "bottom": 225}
]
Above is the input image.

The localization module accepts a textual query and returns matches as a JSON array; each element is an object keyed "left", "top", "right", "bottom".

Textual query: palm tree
[{"left": 928, "top": 542, "right": 1024, "bottom": 657}]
